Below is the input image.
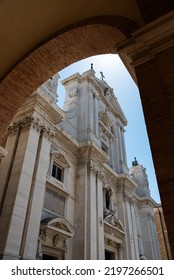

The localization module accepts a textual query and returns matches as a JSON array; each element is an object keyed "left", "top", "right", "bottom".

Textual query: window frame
[{"left": 52, "top": 162, "right": 64, "bottom": 182}]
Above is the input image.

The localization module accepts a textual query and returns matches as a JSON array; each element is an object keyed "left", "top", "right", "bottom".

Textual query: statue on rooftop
[{"left": 132, "top": 157, "right": 138, "bottom": 166}]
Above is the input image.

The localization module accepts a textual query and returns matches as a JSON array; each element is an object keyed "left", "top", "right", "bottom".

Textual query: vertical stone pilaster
[
  {"left": 124, "top": 193, "right": 135, "bottom": 259},
  {"left": 0, "top": 120, "right": 40, "bottom": 259},
  {"left": 73, "top": 162, "right": 88, "bottom": 259},
  {"left": 117, "top": 244, "right": 123, "bottom": 260},
  {"left": 130, "top": 201, "right": 139, "bottom": 259},
  {"left": 0, "top": 132, "right": 20, "bottom": 211},
  {"left": 109, "top": 139, "right": 114, "bottom": 169},
  {"left": 87, "top": 90, "right": 94, "bottom": 138},
  {"left": 120, "top": 127, "right": 127, "bottom": 166},
  {"left": 96, "top": 173, "right": 105, "bottom": 259},
  {"left": 87, "top": 169, "right": 97, "bottom": 259},
  {"left": 95, "top": 94, "right": 100, "bottom": 138},
  {"left": 73, "top": 159, "right": 104, "bottom": 260},
  {"left": 117, "top": 14, "right": 174, "bottom": 256},
  {"left": 20, "top": 131, "right": 53, "bottom": 259},
  {"left": 113, "top": 134, "right": 119, "bottom": 172},
  {"left": 117, "top": 123, "right": 123, "bottom": 172},
  {"left": 139, "top": 207, "right": 154, "bottom": 259},
  {"left": 148, "top": 212, "right": 160, "bottom": 259}
]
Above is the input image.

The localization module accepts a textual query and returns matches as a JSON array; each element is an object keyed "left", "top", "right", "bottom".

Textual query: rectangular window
[
  {"left": 44, "top": 188, "right": 65, "bottom": 216},
  {"left": 52, "top": 163, "right": 64, "bottom": 182}
]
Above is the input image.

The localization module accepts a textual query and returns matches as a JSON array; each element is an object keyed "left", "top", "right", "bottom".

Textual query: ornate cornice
[
  {"left": 14, "top": 92, "right": 65, "bottom": 126},
  {"left": 8, "top": 116, "right": 34, "bottom": 134},
  {"left": 117, "top": 174, "right": 137, "bottom": 189},
  {"left": 78, "top": 141, "right": 109, "bottom": 164}
]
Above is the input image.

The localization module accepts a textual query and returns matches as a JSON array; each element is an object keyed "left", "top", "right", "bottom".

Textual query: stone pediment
[
  {"left": 40, "top": 217, "right": 75, "bottom": 252},
  {"left": 41, "top": 217, "right": 75, "bottom": 238},
  {"left": 51, "top": 150, "right": 70, "bottom": 168}
]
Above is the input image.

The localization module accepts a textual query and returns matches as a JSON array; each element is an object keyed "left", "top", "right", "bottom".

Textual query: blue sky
[{"left": 57, "top": 54, "right": 161, "bottom": 203}]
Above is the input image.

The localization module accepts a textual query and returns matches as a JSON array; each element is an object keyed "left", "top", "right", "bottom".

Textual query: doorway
[{"left": 105, "top": 250, "right": 115, "bottom": 260}]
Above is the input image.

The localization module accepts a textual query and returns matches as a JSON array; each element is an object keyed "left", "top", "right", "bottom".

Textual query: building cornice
[
  {"left": 13, "top": 92, "right": 65, "bottom": 126},
  {"left": 117, "top": 10, "right": 174, "bottom": 67},
  {"left": 78, "top": 141, "right": 109, "bottom": 164}
]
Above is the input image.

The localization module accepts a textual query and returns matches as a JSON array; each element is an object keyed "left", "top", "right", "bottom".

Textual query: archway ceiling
[{"left": 0, "top": 0, "right": 144, "bottom": 79}]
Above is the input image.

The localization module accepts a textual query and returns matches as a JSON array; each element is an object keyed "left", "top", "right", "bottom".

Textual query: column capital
[{"left": 8, "top": 115, "right": 55, "bottom": 141}]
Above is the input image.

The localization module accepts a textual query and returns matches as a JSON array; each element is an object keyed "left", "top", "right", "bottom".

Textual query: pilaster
[
  {"left": 0, "top": 115, "right": 55, "bottom": 259},
  {"left": 117, "top": 11, "right": 174, "bottom": 256},
  {"left": 73, "top": 142, "right": 107, "bottom": 259},
  {"left": 20, "top": 130, "right": 53, "bottom": 259},
  {"left": 0, "top": 117, "right": 40, "bottom": 259}
]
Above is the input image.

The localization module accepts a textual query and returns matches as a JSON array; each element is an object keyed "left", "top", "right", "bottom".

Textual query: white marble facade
[{"left": 0, "top": 67, "right": 160, "bottom": 260}]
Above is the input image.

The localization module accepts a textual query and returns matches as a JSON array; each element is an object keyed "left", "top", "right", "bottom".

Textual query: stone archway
[
  {"left": 0, "top": 2, "right": 174, "bottom": 258},
  {"left": 0, "top": 15, "right": 139, "bottom": 144}
]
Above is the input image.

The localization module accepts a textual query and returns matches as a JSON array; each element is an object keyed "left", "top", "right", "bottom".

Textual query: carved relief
[
  {"left": 8, "top": 116, "right": 34, "bottom": 134},
  {"left": 8, "top": 115, "right": 55, "bottom": 140},
  {"left": 40, "top": 217, "right": 75, "bottom": 257},
  {"left": 53, "top": 235, "right": 67, "bottom": 250},
  {"left": 104, "top": 211, "right": 119, "bottom": 227},
  {"left": 87, "top": 161, "right": 100, "bottom": 175},
  {"left": 98, "top": 170, "right": 105, "bottom": 181}
]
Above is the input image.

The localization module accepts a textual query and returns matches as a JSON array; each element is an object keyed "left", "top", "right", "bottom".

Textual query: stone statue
[{"left": 132, "top": 157, "right": 138, "bottom": 166}]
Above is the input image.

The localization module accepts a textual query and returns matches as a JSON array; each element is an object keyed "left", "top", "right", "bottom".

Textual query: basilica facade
[{"left": 0, "top": 67, "right": 160, "bottom": 260}]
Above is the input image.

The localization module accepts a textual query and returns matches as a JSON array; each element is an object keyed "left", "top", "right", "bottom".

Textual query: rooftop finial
[
  {"left": 132, "top": 157, "right": 138, "bottom": 166},
  {"left": 100, "top": 71, "right": 105, "bottom": 81}
]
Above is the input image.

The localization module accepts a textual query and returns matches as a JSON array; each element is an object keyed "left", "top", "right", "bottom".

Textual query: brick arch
[{"left": 0, "top": 15, "right": 139, "bottom": 145}]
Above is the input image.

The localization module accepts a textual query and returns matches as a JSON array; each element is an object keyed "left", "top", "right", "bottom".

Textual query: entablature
[
  {"left": 14, "top": 92, "right": 65, "bottom": 125},
  {"left": 77, "top": 141, "right": 109, "bottom": 164}
]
